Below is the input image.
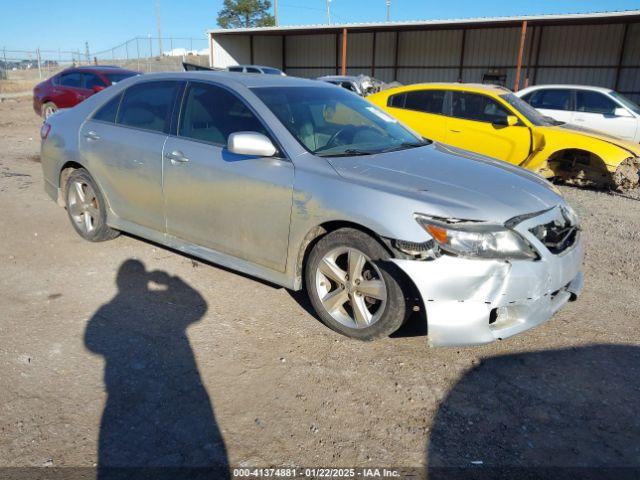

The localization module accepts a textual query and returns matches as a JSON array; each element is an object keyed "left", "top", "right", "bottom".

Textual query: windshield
[
  {"left": 105, "top": 72, "right": 137, "bottom": 84},
  {"left": 610, "top": 91, "right": 640, "bottom": 115},
  {"left": 501, "top": 93, "right": 553, "bottom": 126},
  {"left": 252, "top": 86, "right": 427, "bottom": 156}
]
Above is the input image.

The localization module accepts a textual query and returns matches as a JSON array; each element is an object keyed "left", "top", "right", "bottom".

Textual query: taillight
[{"left": 40, "top": 123, "right": 51, "bottom": 140}]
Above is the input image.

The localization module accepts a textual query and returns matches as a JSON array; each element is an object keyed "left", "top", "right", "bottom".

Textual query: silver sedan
[{"left": 40, "top": 72, "right": 583, "bottom": 345}]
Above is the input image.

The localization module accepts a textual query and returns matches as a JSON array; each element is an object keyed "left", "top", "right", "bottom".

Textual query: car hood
[
  {"left": 327, "top": 143, "right": 564, "bottom": 223},
  {"left": 551, "top": 124, "right": 640, "bottom": 157}
]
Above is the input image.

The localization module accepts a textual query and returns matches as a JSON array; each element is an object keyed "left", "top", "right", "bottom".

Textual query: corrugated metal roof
[{"left": 207, "top": 9, "right": 640, "bottom": 35}]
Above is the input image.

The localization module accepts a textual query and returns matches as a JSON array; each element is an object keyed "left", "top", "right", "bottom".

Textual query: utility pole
[
  {"left": 326, "top": 0, "right": 332, "bottom": 25},
  {"left": 155, "top": 0, "right": 163, "bottom": 56},
  {"left": 386, "top": 0, "right": 391, "bottom": 22},
  {"left": 274, "top": 0, "right": 279, "bottom": 26},
  {"left": 84, "top": 41, "right": 90, "bottom": 64}
]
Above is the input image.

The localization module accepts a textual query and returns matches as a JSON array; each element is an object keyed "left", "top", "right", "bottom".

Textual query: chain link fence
[
  {"left": 92, "top": 36, "right": 209, "bottom": 73},
  {"left": 0, "top": 37, "right": 209, "bottom": 94}
]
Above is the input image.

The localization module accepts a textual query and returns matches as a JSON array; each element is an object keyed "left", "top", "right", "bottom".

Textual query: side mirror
[
  {"left": 227, "top": 132, "right": 277, "bottom": 157},
  {"left": 614, "top": 107, "right": 633, "bottom": 118},
  {"left": 92, "top": 85, "right": 106, "bottom": 93},
  {"left": 493, "top": 115, "right": 519, "bottom": 127}
]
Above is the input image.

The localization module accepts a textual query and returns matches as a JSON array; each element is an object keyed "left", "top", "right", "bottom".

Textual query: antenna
[
  {"left": 386, "top": 0, "right": 391, "bottom": 22},
  {"left": 155, "top": 0, "right": 163, "bottom": 56},
  {"left": 326, "top": 0, "right": 332, "bottom": 25}
]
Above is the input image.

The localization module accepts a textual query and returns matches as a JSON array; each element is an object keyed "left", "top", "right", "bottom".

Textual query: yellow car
[{"left": 368, "top": 83, "right": 640, "bottom": 190}]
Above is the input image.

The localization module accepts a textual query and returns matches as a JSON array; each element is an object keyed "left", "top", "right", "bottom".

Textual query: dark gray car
[{"left": 40, "top": 72, "right": 583, "bottom": 345}]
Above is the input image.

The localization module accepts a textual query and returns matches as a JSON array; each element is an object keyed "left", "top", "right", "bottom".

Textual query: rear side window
[
  {"left": 526, "top": 89, "right": 571, "bottom": 111},
  {"left": 387, "top": 90, "right": 446, "bottom": 115},
  {"left": 179, "top": 82, "right": 269, "bottom": 145},
  {"left": 59, "top": 72, "right": 82, "bottom": 88},
  {"left": 93, "top": 93, "right": 122, "bottom": 123},
  {"left": 117, "top": 81, "right": 179, "bottom": 133},
  {"left": 576, "top": 91, "right": 617, "bottom": 115},
  {"left": 388, "top": 93, "right": 406, "bottom": 108},
  {"left": 82, "top": 73, "right": 106, "bottom": 90},
  {"left": 451, "top": 92, "right": 510, "bottom": 123},
  {"left": 405, "top": 90, "right": 446, "bottom": 114},
  {"left": 340, "top": 82, "right": 358, "bottom": 93},
  {"left": 228, "top": 67, "right": 243, "bottom": 72}
]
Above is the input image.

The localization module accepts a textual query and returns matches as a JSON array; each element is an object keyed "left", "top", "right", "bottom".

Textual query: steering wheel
[{"left": 323, "top": 125, "right": 380, "bottom": 151}]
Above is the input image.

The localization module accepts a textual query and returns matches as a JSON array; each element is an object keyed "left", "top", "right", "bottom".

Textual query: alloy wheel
[
  {"left": 67, "top": 180, "right": 100, "bottom": 234},
  {"left": 315, "top": 247, "right": 387, "bottom": 329}
]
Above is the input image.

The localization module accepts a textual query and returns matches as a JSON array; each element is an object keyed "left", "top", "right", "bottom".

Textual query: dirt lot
[{"left": 1, "top": 97, "right": 639, "bottom": 477}]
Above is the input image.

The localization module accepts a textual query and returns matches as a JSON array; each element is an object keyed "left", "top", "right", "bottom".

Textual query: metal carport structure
[{"left": 207, "top": 10, "right": 640, "bottom": 99}]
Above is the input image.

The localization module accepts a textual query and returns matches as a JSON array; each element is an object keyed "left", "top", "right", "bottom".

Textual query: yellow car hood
[{"left": 549, "top": 124, "right": 640, "bottom": 157}]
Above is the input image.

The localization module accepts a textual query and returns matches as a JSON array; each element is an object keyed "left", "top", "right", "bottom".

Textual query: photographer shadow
[
  {"left": 426, "top": 344, "right": 640, "bottom": 480},
  {"left": 85, "top": 259, "right": 229, "bottom": 479}
]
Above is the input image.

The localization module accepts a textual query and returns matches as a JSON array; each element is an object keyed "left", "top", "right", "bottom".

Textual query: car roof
[
  {"left": 317, "top": 76, "right": 357, "bottom": 82},
  {"left": 62, "top": 65, "right": 137, "bottom": 74},
  {"left": 378, "top": 82, "right": 512, "bottom": 97},
  {"left": 230, "top": 65, "right": 282, "bottom": 70},
  {"left": 518, "top": 84, "right": 614, "bottom": 94},
  {"left": 123, "top": 70, "right": 330, "bottom": 89}
]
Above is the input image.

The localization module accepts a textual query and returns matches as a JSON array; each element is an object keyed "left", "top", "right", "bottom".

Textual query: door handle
[
  {"left": 165, "top": 150, "right": 189, "bottom": 163},
  {"left": 450, "top": 129, "right": 461, "bottom": 133},
  {"left": 84, "top": 131, "right": 100, "bottom": 141}
]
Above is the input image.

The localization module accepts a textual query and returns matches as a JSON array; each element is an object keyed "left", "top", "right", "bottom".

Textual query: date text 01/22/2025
[{"left": 232, "top": 467, "right": 402, "bottom": 478}]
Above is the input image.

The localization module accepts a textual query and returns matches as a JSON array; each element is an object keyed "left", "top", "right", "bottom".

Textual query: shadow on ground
[
  {"left": 84, "top": 259, "right": 229, "bottom": 480},
  {"left": 427, "top": 344, "right": 640, "bottom": 480}
]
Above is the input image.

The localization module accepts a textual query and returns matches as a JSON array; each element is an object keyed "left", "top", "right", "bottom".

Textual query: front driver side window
[
  {"left": 179, "top": 82, "right": 269, "bottom": 145},
  {"left": 576, "top": 91, "right": 617, "bottom": 115},
  {"left": 451, "top": 92, "right": 510, "bottom": 123}
]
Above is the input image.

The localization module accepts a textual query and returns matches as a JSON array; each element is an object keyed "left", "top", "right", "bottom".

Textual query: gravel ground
[{"left": 1, "top": 97, "right": 639, "bottom": 476}]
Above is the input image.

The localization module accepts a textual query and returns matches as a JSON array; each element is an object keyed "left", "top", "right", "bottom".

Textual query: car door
[
  {"left": 573, "top": 90, "right": 637, "bottom": 141},
  {"left": 445, "top": 91, "right": 531, "bottom": 165},
  {"left": 523, "top": 88, "right": 574, "bottom": 124},
  {"left": 53, "top": 71, "right": 86, "bottom": 108},
  {"left": 385, "top": 89, "right": 449, "bottom": 141},
  {"left": 79, "top": 80, "right": 182, "bottom": 232},
  {"left": 163, "top": 81, "right": 294, "bottom": 272}
]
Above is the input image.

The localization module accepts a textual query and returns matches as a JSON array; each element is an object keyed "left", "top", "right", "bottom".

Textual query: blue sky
[{"left": 1, "top": 0, "right": 639, "bottom": 52}]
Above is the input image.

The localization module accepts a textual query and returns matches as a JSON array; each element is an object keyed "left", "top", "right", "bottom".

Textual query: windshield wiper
[
  {"left": 317, "top": 149, "right": 375, "bottom": 157},
  {"left": 380, "top": 140, "right": 431, "bottom": 153}
]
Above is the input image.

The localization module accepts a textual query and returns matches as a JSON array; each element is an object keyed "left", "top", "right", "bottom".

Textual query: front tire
[
  {"left": 64, "top": 169, "right": 119, "bottom": 242},
  {"left": 305, "top": 228, "right": 408, "bottom": 340}
]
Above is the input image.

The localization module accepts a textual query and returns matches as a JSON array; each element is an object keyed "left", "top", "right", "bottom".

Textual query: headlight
[{"left": 415, "top": 215, "right": 538, "bottom": 260}]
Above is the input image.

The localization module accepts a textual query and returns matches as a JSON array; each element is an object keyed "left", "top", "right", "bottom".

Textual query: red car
[{"left": 33, "top": 65, "right": 138, "bottom": 119}]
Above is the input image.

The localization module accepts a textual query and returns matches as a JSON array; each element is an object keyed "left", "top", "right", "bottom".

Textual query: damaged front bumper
[{"left": 392, "top": 207, "right": 584, "bottom": 347}]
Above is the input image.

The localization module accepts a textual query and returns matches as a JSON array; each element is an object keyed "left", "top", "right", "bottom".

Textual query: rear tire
[
  {"left": 64, "top": 169, "right": 119, "bottom": 242},
  {"left": 305, "top": 228, "right": 408, "bottom": 340},
  {"left": 42, "top": 102, "right": 58, "bottom": 119}
]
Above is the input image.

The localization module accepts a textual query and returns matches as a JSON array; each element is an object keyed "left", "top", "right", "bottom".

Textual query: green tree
[{"left": 217, "top": 0, "right": 275, "bottom": 28}]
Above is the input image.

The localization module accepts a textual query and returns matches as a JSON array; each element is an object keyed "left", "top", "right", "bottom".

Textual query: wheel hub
[{"left": 315, "top": 247, "right": 387, "bottom": 329}]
